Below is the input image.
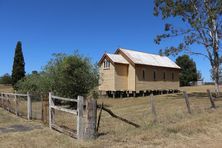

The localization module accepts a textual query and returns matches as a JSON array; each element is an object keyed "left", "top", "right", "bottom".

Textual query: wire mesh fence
[{"left": 0, "top": 92, "right": 49, "bottom": 123}]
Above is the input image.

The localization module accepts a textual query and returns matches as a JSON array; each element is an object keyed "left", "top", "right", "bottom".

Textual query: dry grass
[
  {"left": 1, "top": 85, "right": 222, "bottom": 147},
  {"left": 0, "top": 84, "right": 13, "bottom": 93}
]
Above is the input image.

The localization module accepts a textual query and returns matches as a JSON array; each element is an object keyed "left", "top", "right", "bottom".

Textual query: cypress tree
[{"left": 12, "top": 41, "right": 25, "bottom": 87}]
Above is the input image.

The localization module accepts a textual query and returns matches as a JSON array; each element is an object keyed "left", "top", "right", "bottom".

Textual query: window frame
[
  {"left": 172, "top": 72, "right": 174, "bottom": 80},
  {"left": 163, "top": 72, "right": 166, "bottom": 81},
  {"left": 103, "top": 59, "right": 110, "bottom": 70},
  {"left": 153, "top": 70, "right": 156, "bottom": 81},
  {"left": 142, "top": 69, "right": 146, "bottom": 80}
]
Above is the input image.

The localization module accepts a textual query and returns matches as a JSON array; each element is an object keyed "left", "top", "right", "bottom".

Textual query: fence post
[
  {"left": 27, "top": 92, "right": 32, "bottom": 120},
  {"left": 41, "top": 95, "right": 44, "bottom": 123},
  {"left": 77, "top": 96, "right": 84, "bottom": 139},
  {"left": 84, "top": 99, "right": 97, "bottom": 140},
  {"left": 49, "top": 93, "right": 51, "bottom": 128},
  {"left": 183, "top": 91, "right": 191, "bottom": 114},
  {"left": 149, "top": 93, "right": 157, "bottom": 123},
  {"left": 6, "top": 94, "right": 9, "bottom": 112},
  {"left": 96, "top": 103, "right": 103, "bottom": 132},
  {"left": 14, "top": 91, "right": 18, "bottom": 116},
  {"left": 0, "top": 93, "right": 3, "bottom": 108},
  {"left": 207, "top": 89, "right": 216, "bottom": 109},
  {"left": 2, "top": 94, "right": 4, "bottom": 109}
]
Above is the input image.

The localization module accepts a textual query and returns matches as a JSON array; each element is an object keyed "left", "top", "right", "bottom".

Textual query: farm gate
[{"left": 48, "top": 93, "right": 84, "bottom": 139}]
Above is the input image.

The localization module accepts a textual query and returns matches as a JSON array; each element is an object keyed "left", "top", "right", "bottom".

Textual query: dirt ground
[{"left": 1, "top": 85, "right": 222, "bottom": 147}]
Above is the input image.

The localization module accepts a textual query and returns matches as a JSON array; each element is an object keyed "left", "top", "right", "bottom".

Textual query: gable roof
[
  {"left": 98, "top": 53, "right": 129, "bottom": 65},
  {"left": 106, "top": 53, "right": 129, "bottom": 64},
  {"left": 116, "top": 48, "right": 181, "bottom": 69}
]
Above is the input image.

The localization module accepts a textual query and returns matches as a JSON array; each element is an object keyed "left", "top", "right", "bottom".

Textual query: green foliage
[
  {"left": 16, "top": 72, "right": 52, "bottom": 94},
  {"left": 12, "top": 41, "right": 25, "bottom": 88},
  {"left": 0, "top": 73, "right": 12, "bottom": 84},
  {"left": 154, "top": 0, "right": 222, "bottom": 87},
  {"left": 44, "top": 53, "right": 99, "bottom": 98},
  {"left": 176, "top": 55, "right": 197, "bottom": 86},
  {"left": 17, "top": 53, "right": 99, "bottom": 98}
]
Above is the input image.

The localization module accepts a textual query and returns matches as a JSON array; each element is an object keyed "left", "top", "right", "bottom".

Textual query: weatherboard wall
[
  {"left": 99, "top": 59, "right": 115, "bottom": 91},
  {"left": 114, "top": 63, "right": 128, "bottom": 90},
  {"left": 135, "top": 65, "right": 180, "bottom": 91}
]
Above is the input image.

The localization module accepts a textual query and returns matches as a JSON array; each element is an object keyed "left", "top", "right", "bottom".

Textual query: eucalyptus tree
[{"left": 154, "top": 0, "right": 222, "bottom": 93}]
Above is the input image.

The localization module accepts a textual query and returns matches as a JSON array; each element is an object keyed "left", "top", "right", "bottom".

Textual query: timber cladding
[
  {"left": 98, "top": 48, "right": 181, "bottom": 92},
  {"left": 99, "top": 62, "right": 115, "bottom": 91},
  {"left": 135, "top": 65, "right": 180, "bottom": 90},
  {"left": 115, "top": 63, "right": 128, "bottom": 90}
]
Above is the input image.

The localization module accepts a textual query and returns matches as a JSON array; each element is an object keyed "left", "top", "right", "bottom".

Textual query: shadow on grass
[{"left": 97, "top": 132, "right": 109, "bottom": 137}]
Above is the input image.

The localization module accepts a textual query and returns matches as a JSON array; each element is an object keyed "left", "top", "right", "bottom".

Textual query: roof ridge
[{"left": 119, "top": 48, "right": 166, "bottom": 57}]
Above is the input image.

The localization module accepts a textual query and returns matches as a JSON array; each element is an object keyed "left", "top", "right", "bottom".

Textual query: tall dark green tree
[
  {"left": 154, "top": 0, "right": 222, "bottom": 93},
  {"left": 12, "top": 41, "right": 25, "bottom": 88},
  {"left": 176, "top": 55, "right": 197, "bottom": 86}
]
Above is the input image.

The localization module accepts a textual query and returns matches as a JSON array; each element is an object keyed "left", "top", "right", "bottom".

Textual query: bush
[
  {"left": 16, "top": 72, "right": 52, "bottom": 94},
  {"left": 0, "top": 73, "right": 12, "bottom": 85},
  {"left": 16, "top": 53, "right": 99, "bottom": 98}
]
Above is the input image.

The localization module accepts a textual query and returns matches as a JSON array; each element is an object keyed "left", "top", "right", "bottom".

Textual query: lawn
[{"left": 1, "top": 85, "right": 222, "bottom": 147}]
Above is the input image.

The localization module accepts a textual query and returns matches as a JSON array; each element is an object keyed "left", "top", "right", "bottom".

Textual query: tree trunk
[
  {"left": 212, "top": 18, "right": 220, "bottom": 96},
  {"left": 214, "top": 66, "right": 220, "bottom": 96}
]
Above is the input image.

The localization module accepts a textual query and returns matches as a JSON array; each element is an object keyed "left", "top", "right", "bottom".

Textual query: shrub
[
  {"left": 17, "top": 53, "right": 99, "bottom": 99},
  {"left": 0, "top": 73, "right": 12, "bottom": 85}
]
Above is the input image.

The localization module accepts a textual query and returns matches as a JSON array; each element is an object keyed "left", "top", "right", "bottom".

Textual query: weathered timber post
[
  {"left": 183, "top": 91, "right": 191, "bottom": 114},
  {"left": 49, "top": 92, "right": 55, "bottom": 129},
  {"left": 2, "top": 94, "right": 4, "bottom": 109},
  {"left": 84, "top": 99, "right": 97, "bottom": 140},
  {"left": 77, "top": 96, "right": 84, "bottom": 140},
  {"left": 41, "top": 95, "right": 44, "bottom": 123},
  {"left": 96, "top": 103, "right": 103, "bottom": 132},
  {"left": 0, "top": 93, "right": 3, "bottom": 108},
  {"left": 27, "top": 92, "right": 32, "bottom": 120},
  {"left": 6, "top": 94, "right": 10, "bottom": 111},
  {"left": 14, "top": 92, "right": 18, "bottom": 116},
  {"left": 207, "top": 89, "right": 216, "bottom": 109},
  {"left": 149, "top": 93, "right": 157, "bottom": 123}
]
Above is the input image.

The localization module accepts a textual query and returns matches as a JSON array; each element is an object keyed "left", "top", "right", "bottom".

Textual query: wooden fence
[
  {"left": 0, "top": 92, "right": 32, "bottom": 120},
  {"left": 49, "top": 92, "right": 84, "bottom": 139}
]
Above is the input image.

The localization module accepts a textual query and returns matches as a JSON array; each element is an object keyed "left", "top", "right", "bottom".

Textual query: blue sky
[{"left": 0, "top": 0, "right": 212, "bottom": 81}]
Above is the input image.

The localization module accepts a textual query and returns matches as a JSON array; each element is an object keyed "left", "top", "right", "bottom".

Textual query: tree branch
[{"left": 97, "top": 104, "right": 140, "bottom": 128}]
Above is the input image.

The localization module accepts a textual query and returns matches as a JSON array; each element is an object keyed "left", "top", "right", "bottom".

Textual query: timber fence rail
[
  {"left": 0, "top": 92, "right": 32, "bottom": 120},
  {"left": 49, "top": 93, "right": 84, "bottom": 139}
]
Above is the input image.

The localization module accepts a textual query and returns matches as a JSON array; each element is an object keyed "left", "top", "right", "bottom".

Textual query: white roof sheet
[
  {"left": 107, "top": 53, "right": 129, "bottom": 64},
  {"left": 119, "top": 48, "right": 180, "bottom": 69}
]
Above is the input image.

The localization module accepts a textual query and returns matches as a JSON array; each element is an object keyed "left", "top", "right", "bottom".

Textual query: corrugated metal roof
[
  {"left": 107, "top": 53, "right": 129, "bottom": 64},
  {"left": 119, "top": 48, "right": 181, "bottom": 69}
]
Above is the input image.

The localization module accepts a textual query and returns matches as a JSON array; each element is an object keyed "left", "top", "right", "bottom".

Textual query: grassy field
[{"left": 1, "top": 85, "right": 222, "bottom": 147}]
